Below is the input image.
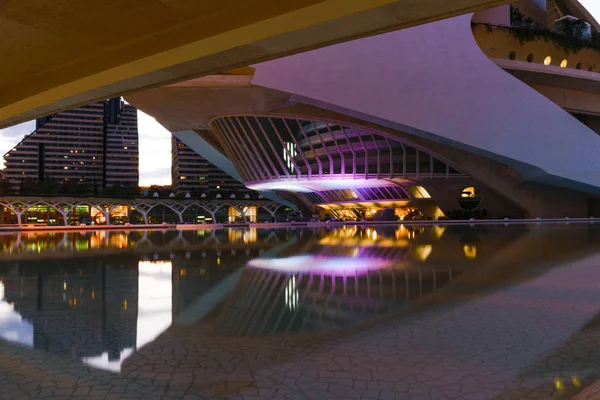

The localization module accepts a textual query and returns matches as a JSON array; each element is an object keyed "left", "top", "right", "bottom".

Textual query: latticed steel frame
[
  {"left": 301, "top": 186, "right": 411, "bottom": 205},
  {"left": 209, "top": 115, "right": 466, "bottom": 188}
]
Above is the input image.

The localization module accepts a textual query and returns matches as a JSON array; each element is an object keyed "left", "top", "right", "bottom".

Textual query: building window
[
  {"left": 283, "top": 142, "right": 298, "bottom": 172},
  {"left": 459, "top": 187, "right": 481, "bottom": 210},
  {"left": 527, "top": 54, "right": 534, "bottom": 63},
  {"left": 509, "top": 51, "right": 516, "bottom": 60},
  {"left": 560, "top": 59, "right": 568, "bottom": 68},
  {"left": 544, "top": 56, "right": 552, "bottom": 66}
]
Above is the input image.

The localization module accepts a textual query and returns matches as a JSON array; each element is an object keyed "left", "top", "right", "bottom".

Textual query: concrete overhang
[
  {"left": 0, "top": 0, "right": 511, "bottom": 129},
  {"left": 496, "top": 58, "right": 600, "bottom": 94}
]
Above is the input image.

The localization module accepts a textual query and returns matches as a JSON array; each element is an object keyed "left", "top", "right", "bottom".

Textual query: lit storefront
[{"left": 228, "top": 206, "right": 257, "bottom": 223}]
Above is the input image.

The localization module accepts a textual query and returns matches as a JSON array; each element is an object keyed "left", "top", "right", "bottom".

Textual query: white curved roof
[{"left": 252, "top": 13, "right": 600, "bottom": 190}]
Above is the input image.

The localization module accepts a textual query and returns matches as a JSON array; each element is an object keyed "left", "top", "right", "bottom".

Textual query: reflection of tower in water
[{"left": 1, "top": 260, "right": 139, "bottom": 368}]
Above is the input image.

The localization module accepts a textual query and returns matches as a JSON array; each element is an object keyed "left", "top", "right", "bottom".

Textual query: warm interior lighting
[
  {"left": 460, "top": 187, "right": 477, "bottom": 198},
  {"left": 544, "top": 56, "right": 552, "bottom": 66},
  {"left": 463, "top": 244, "right": 477, "bottom": 259},
  {"left": 560, "top": 59, "right": 568, "bottom": 68},
  {"left": 414, "top": 245, "right": 433, "bottom": 261}
]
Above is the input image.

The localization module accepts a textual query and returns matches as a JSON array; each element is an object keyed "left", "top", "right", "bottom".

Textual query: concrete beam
[{"left": 0, "top": 0, "right": 510, "bottom": 129}]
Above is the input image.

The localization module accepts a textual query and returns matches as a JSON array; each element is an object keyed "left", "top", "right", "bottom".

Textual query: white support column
[
  {"left": 59, "top": 211, "right": 69, "bottom": 226},
  {"left": 103, "top": 210, "right": 111, "bottom": 226}
]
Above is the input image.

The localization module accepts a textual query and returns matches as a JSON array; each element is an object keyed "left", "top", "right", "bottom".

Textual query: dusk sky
[{"left": 0, "top": 1, "right": 598, "bottom": 186}]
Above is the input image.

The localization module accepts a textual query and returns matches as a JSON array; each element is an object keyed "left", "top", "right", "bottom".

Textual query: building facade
[
  {"left": 3, "top": 98, "right": 139, "bottom": 189},
  {"left": 128, "top": 0, "right": 600, "bottom": 219},
  {"left": 171, "top": 136, "right": 249, "bottom": 196}
]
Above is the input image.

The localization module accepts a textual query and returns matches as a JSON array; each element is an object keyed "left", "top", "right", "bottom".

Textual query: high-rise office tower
[
  {"left": 171, "top": 137, "right": 248, "bottom": 195},
  {"left": 3, "top": 98, "right": 139, "bottom": 189}
]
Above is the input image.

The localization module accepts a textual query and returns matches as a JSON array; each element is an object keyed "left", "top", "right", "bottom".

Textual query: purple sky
[{"left": 0, "top": 1, "right": 599, "bottom": 186}]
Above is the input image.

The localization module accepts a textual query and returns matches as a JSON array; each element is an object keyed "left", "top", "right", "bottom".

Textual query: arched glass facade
[{"left": 209, "top": 115, "right": 465, "bottom": 188}]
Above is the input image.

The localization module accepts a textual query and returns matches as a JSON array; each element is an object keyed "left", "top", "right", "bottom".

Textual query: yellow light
[
  {"left": 63, "top": 281, "right": 67, "bottom": 291},
  {"left": 560, "top": 59, "right": 568, "bottom": 68},
  {"left": 415, "top": 245, "right": 433, "bottom": 261},
  {"left": 463, "top": 244, "right": 477, "bottom": 259},
  {"left": 91, "top": 290, "right": 95, "bottom": 300},
  {"left": 572, "top": 376, "right": 581, "bottom": 387},
  {"left": 544, "top": 56, "right": 552, "bottom": 66},
  {"left": 73, "top": 298, "right": 77, "bottom": 306},
  {"left": 372, "top": 231, "right": 378, "bottom": 240},
  {"left": 180, "top": 269, "right": 187, "bottom": 276},
  {"left": 123, "top": 299, "right": 128, "bottom": 310},
  {"left": 554, "top": 378, "right": 564, "bottom": 392},
  {"left": 217, "top": 257, "right": 221, "bottom": 266}
]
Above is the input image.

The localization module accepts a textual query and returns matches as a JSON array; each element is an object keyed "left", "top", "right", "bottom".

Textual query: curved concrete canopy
[
  {"left": 0, "top": 0, "right": 511, "bottom": 129},
  {"left": 250, "top": 13, "right": 600, "bottom": 191}
]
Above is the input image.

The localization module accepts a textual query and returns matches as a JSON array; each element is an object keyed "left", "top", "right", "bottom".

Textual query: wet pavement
[{"left": 1, "top": 224, "right": 600, "bottom": 399}]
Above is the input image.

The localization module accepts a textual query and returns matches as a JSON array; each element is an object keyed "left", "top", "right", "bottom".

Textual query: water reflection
[
  {"left": 1, "top": 223, "right": 600, "bottom": 380},
  {"left": 0, "top": 246, "right": 262, "bottom": 372},
  {"left": 0, "top": 228, "right": 281, "bottom": 260}
]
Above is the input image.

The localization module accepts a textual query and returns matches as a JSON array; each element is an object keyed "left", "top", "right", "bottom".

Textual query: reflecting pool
[{"left": 1, "top": 224, "right": 600, "bottom": 399}]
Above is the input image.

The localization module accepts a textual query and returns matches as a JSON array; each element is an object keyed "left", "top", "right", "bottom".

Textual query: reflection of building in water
[
  {"left": 0, "top": 245, "right": 279, "bottom": 370},
  {"left": 215, "top": 256, "right": 463, "bottom": 336},
  {"left": 0, "top": 228, "right": 285, "bottom": 260},
  {"left": 227, "top": 228, "right": 257, "bottom": 244},
  {"left": 171, "top": 248, "right": 261, "bottom": 315},
  {"left": 1, "top": 260, "right": 139, "bottom": 370}
]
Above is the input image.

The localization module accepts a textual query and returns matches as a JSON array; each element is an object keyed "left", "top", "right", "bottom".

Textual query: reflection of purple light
[{"left": 248, "top": 255, "right": 394, "bottom": 276}]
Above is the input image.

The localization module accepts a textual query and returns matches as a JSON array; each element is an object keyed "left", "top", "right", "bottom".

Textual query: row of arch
[{"left": 0, "top": 199, "right": 284, "bottom": 226}]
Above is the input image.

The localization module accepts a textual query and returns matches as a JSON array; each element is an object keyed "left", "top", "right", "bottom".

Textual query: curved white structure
[
  {"left": 127, "top": 1, "right": 600, "bottom": 218},
  {"left": 252, "top": 14, "right": 600, "bottom": 189}
]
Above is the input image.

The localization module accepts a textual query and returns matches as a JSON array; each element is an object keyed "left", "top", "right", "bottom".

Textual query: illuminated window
[
  {"left": 463, "top": 244, "right": 477, "bottom": 259},
  {"left": 410, "top": 186, "right": 431, "bottom": 199},
  {"left": 544, "top": 56, "right": 552, "bottom": 66},
  {"left": 459, "top": 186, "right": 481, "bottom": 210},
  {"left": 283, "top": 142, "right": 298, "bottom": 172},
  {"left": 460, "top": 187, "right": 477, "bottom": 198},
  {"left": 560, "top": 59, "right": 568, "bottom": 68}
]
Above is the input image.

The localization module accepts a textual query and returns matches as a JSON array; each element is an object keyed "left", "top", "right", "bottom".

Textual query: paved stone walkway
[{"left": 4, "top": 254, "right": 600, "bottom": 399}]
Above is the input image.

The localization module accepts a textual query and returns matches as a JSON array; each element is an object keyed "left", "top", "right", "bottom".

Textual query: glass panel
[{"left": 433, "top": 158, "right": 447, "bottom": 174}]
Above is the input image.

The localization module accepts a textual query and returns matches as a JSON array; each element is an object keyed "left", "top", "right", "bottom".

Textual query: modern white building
[{"left": 128, "top": 0, "right": 600, "bottom": 219}]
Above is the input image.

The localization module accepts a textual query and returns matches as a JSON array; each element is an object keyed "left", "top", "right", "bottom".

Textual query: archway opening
[
  {"left": 0, "top": 206, "right": 20, "bottom": 225},
  {"left": 66, "top": 205, "right": 105, "bottom": 225},
  {"left": 458, "top": 187, "right": 481, "bottom": 210},
  {"left": 22, "top": 204, "right": 62, "bottom": 225},
  {"left": 182, "top": 205, "right": 212, "bottom": 224},
  {"left": 146, "top": 204, "right": 180, "bottom": 224}
]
